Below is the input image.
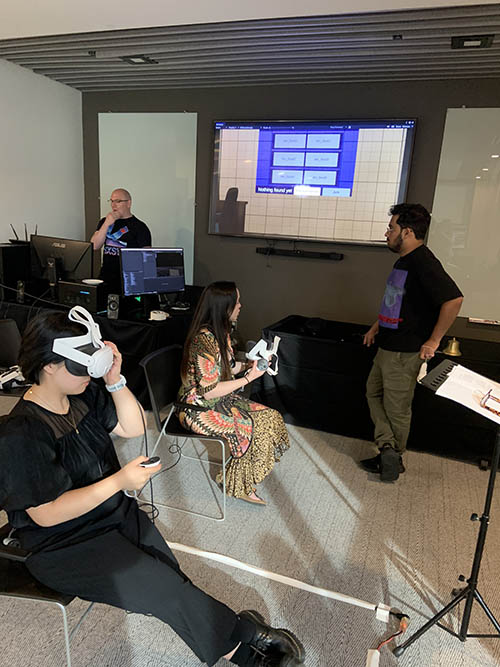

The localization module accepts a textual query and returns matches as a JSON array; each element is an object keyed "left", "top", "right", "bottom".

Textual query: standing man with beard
[
  {"left": 360, "top": 203, "right": 463, "bottom": 482},
  {"left": 91, "top": 188, "right": 152, "bottom": 294}
]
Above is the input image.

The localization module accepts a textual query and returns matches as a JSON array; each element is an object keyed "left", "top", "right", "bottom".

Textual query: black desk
[
  {"left": 256, "top": 315, "right": 500, "bottom": 465},
  {"left": 0, "top": 301, "right": 195, "bottom": 406}
]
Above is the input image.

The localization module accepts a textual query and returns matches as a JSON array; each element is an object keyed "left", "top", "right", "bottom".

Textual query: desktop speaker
[{"left": 107, "top": 293, "right": 119, "bottom": 320}]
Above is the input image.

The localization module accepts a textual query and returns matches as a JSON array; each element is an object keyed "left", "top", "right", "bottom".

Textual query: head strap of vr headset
[{"left": 52, "top": 306, "right": 105, "bottom": 367}]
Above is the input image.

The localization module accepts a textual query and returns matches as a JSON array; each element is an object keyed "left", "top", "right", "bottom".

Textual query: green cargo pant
[{"left": 366, "top": 348, "right": 423, "bottom": 455}]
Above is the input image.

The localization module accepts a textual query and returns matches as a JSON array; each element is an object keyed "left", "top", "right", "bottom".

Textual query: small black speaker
[{"left": 107, "top": 293, "right": 119, "bottom": 319}]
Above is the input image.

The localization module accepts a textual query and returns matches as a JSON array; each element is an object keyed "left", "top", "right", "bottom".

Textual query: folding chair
[
  {"left": 0, "top": 523, "right": 95, "bottom": 667},
  {"left": 139, "top": 344, "right": 228, "bottom": 521}
]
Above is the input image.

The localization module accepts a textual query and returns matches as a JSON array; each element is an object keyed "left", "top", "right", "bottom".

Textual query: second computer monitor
[{"left": 120, "top": 247, "right": 185, "bottom": 297}]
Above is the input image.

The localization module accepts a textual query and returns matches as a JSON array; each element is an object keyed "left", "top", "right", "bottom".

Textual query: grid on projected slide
[{"left": 218, "top": 127, "right": 406, "bottom": 243}]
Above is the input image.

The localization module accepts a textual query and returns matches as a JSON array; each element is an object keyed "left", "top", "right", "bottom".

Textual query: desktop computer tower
[{"left": 0, "top": 243, "right": 31, "bottom": 301}]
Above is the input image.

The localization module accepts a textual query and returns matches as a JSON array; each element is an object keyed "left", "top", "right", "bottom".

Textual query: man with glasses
[
  {"left": 91, "top": 188, "right": 152, "bottom": 293},
  {"left": 360, "top": 203, "right": 463, "bottom": 482}
]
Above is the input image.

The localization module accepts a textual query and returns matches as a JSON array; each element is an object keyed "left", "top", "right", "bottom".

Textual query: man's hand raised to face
[{"left": 104, "top": 210, "right": 120, "bottom": 229}]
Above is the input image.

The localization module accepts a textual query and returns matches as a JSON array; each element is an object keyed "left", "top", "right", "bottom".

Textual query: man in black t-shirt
[
  {"left": 360, "top": 203, "right": 463, "bottom": 482},
  {"left": 91, "top": 188, "right": 152, "bottom": 294}
]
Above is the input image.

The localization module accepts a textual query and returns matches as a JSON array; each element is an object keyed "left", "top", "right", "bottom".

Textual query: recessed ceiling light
[
  {"left": 451, "top": 34, "right": 494, "bottom": 49},
  {"left": 120, "top": 55, "right": 158, "bottom": 64},
  {"left": 476, "top": 176, "right": 481, "bottom": 179},
  {"left": 482, "top": 168, "right": 489, "bottom": 171},
  {"left": 492, "top": 154, "right": 500, "bottom": 159}
]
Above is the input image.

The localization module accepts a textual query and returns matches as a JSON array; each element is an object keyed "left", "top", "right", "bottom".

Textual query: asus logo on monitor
[{"left": 52, "top": 242, "right": 67, "bottom": 249}]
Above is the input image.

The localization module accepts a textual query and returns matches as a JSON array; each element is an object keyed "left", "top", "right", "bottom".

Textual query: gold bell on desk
[{"left": 443, "top": 337, "right": 462, "bottom": 356}]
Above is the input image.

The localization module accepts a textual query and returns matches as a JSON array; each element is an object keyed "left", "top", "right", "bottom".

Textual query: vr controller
[
  {"left": 52, "top": 306, "right": 114, "bottom": 378},
  {"left": 246, "top": 335, "right": 281, "bottom": 376}
]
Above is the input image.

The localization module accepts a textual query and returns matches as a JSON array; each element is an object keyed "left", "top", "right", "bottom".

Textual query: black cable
[
  {"left": 27, "top": 288, "right": 52, "bottom": 323},
  {"left": 132, "top": 396, "right": 183, "bottom": 522},
  {"left": 0, "top": 281, "right": 74, "bottom": 314},
  {"left": 133, "top": 395, "right": 156, "bottom": 520}
]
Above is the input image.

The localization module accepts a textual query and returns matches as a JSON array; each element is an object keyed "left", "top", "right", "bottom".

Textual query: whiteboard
[
  {"left": 428, "top": 108, "right": 500, "bottom": 320},
  {"left": 98, "top": 112, "right": 197, "bottom": 283}
]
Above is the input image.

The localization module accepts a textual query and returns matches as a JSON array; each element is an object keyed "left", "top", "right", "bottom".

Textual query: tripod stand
[{"left": 394, "top": 426, "right": 500, "bottom": 656}]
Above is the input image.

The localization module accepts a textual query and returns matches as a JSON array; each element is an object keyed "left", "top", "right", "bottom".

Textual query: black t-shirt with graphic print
[
  {"left": 376, "top": 245, "right": 463, "bottom": 353},
  {"left": 96, "top": 215, "right": 151, "bottom": 293}
]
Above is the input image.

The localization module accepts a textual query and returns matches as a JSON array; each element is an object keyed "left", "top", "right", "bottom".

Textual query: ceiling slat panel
[{"left": 1, "top": 4, "right": 499, "bottom": 90}]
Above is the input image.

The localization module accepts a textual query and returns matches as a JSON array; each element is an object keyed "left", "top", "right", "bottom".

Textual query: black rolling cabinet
[{"left": 256, "top": 315, "right": 500, "bottom": 465}]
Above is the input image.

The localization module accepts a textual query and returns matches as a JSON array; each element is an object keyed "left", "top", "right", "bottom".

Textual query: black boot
[
  {"left": 253, "top": 654, "right": 302, "bottom": 666},
  {"left": 231, "top": 643, "right": 300, "bottom": 666},
  {"left": 239, "top": 610, "right": 305, "bottom": 664}
]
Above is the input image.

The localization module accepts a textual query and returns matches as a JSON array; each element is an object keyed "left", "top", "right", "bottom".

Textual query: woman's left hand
[{"left": 102, "top": 341, "right": 122, "bottom": 385}]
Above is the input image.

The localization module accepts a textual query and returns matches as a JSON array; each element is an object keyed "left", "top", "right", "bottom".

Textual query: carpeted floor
[{"left": 1, "top": 395, "right": 500, "bottom": 666}]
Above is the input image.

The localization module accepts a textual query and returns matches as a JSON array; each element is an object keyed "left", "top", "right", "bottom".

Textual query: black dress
[{"left": 0, "top": 383, "right": 249, "bottom": 666}]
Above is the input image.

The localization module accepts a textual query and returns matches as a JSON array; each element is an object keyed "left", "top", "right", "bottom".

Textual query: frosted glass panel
[
  {"left": 98, "top": 112, "right": 196, "bottom": 283},
  {"left": 429, "top": 108, "right": 500, "bottom": 320}
]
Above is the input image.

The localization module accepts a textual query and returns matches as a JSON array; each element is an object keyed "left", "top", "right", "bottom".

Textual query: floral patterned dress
[{"left": 176, "top": 328, "right": 289, "bottom": 498}]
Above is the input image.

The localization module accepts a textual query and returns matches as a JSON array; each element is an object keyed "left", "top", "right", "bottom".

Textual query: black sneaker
[
  {"left": 380, "top": 445, "right": 401, "bottom": 481},
  {"left": 360, "top": 450, "right": 405, "bottom": 477},
  {"left": 359, "top": 453, "right": 381, "bottom": 473},
  {"left": 239, "top": 610, "right": 305, "bottom": 664}
]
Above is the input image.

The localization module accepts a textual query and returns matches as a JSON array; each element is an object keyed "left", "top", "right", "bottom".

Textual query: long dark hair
[
  {"left": 18, "top": 311, "right": 85, "bottom": 384},
  {"left": 181, "top": 281, "right": 237, "bottom": 383}
]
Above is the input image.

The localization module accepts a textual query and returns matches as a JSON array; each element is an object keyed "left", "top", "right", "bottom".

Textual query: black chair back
[
  {"left": 0, "top": 523, "right": 73, "bottom": 604},
  {"left": 139, "top": 344, "right": 183, "bottom": 432},
  {"left": 225, "top": 187, "right": 239, "bottom": 202},
  {"left": 0, "top": 319, "right": 21, "bottom": 368}
]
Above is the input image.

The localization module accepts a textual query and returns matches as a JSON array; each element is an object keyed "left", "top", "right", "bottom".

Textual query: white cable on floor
[{"left": 168, "top": 541, "right": 391, "bottom": 622}]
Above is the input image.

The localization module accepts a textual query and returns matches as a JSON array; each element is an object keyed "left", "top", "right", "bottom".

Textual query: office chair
[
  {"left": 225, "top": 186, "right": 238, "bottom": 202},
  {"left": 0, "top": 319, "right": 22, "bottom": 368},
  {"left": 139, "top": 344, "right": 227, "bottom": 521},
  {"left": 0, "top": 522, "right": 95, "bottom": 667}
]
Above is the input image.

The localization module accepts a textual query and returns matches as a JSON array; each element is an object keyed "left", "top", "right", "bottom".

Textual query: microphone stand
[{"left": 394, "top": 426, "right": 500, "bottom": 656}]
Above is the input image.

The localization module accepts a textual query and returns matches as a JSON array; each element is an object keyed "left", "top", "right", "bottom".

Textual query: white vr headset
[{"left": 52, "top": 306, "right": 114, "bottom": 378}]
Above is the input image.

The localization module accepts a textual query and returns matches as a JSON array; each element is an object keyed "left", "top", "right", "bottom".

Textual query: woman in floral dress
[{"left": 177, "top": 282, "right": 289, "bottom": 505}]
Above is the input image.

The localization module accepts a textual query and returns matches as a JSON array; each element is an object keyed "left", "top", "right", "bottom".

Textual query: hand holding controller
[
  {"left": 246, "top": 335, "right": 281, "bottom": 376},
  {"left": 118, "top": 456, "right": 162, "bottom": 495},
  {"left": 140, "top": 456, "right": 161, "bottom": 468}
]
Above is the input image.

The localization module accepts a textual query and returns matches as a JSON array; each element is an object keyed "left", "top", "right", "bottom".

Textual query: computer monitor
[
  {"left": 120, "top": 247, "right": 185, "bottom": 297},
  {"left": 30, "top": 235, "right": 93, "bottom": 285}
]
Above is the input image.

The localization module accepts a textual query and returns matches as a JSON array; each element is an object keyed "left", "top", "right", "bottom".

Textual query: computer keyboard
[{"left": 170, "top": 301, "right": 190, "bottom": 311}]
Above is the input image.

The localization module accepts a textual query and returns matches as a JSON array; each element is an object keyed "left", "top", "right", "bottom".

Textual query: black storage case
[{"left": 255, "top": 314, "right": 499, "bottom": 465}]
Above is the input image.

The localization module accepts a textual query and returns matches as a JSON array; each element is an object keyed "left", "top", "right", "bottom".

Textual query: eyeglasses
[{"left": 108, "top": 199, "right": 130, "bottom": 204}]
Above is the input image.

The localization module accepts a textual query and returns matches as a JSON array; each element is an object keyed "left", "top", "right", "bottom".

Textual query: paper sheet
[{"left": 435, "top": 365, "right": 500, "bottom": 426}]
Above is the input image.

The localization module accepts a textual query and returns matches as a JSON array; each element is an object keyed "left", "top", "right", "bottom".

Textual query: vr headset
[{"left": 52, "top": 306, "right": 114, "bottom": 378}]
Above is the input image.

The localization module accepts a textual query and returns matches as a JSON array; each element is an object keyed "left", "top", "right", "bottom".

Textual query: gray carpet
[{"left": 1, "top": 396, "right": 500, "bottom": 666}]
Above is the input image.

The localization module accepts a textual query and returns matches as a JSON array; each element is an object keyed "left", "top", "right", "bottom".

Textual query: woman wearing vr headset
[
  {"left": 177, "top": 282, "right": 290, "bottom": 505},
  {"left": 0, "top": 310, "right": 304, "bottom": 667}
]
